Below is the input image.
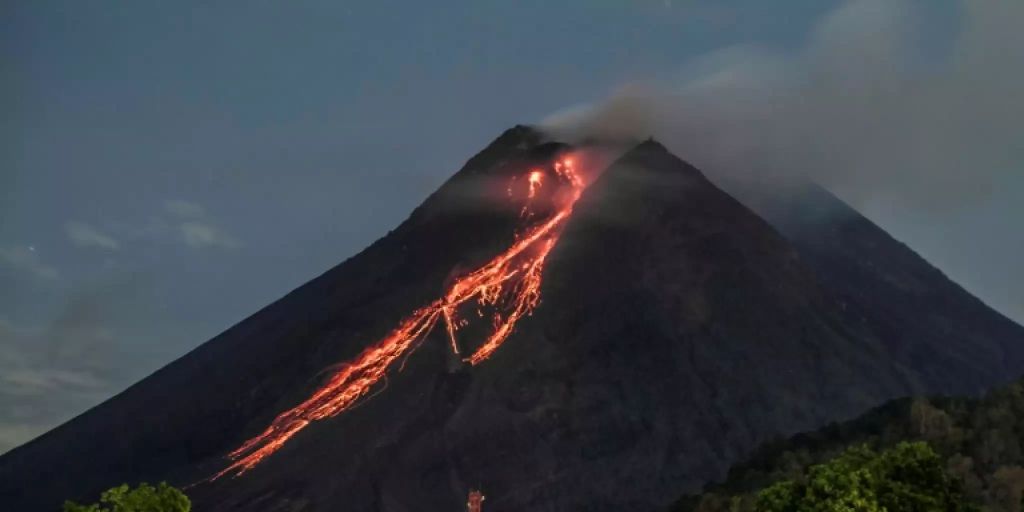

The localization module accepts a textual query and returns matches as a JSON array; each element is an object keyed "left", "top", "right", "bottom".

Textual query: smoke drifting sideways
[{"left": 542, "top": 0, "right": 1024, "bottom": 214}]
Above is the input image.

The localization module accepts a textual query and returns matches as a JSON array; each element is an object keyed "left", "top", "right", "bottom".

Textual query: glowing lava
[
  {"left": 527, "top": 170, "right": 543, "bottom": 198},
  {"left": 212, "top": 154, "right": 585, "bottom": 480}
]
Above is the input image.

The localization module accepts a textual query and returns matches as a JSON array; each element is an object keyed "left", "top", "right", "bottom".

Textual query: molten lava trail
[{"left": 212, "top": 156, "right": 585, "bottom": 479}]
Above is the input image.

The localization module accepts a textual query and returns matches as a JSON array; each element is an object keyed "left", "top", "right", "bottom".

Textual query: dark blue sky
[{"left": 2, "top": 0, "right": 1020, "bottom": 452}]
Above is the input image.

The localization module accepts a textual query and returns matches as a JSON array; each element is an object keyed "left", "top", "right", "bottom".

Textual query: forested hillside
[{"left": 673, "top": 376, "right": 1024, "bottom": 511}]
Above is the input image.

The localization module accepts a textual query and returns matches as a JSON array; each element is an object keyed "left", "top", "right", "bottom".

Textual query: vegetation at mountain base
[
  {"left": 672, "top": 376, "right": 1024, "bottom": 511},
  {"left": 62, "top": 482, "right": 190, "bottom": 512},
  {"left": 755, "top": 442, "right": 974, "bottom": 511}
]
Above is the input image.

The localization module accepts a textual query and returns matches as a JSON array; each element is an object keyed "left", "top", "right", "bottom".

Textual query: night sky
[{"left": 2, "top": 1, "right": 1021, "bottom": 452}]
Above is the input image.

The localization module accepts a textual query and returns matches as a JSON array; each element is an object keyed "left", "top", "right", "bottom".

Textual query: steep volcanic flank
[
  {"left": 209, "top": 141, "right": 588, "bottom": 480},
  {"left": 726, "top": 180, "right": 1024, "bottom": 396},
  {"left": 2, "top": 127, "right": 1022, "bottom": 512}
]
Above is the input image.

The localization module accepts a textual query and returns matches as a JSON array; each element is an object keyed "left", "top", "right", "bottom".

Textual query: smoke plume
[{"left": 543, "top": 0, "right": 1024, "bottom": 212}]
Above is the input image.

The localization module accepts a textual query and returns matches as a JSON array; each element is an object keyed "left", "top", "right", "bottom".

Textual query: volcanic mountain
[{"left": 3, "top": 127, "right": 1022, "bottom": 511}]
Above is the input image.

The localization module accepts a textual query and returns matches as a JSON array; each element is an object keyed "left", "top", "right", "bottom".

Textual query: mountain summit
[{"left": 3, "top": 127, "right": 1021, "bottom": 511}]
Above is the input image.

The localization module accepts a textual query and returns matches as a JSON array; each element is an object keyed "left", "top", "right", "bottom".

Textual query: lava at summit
[{"left": 212, "top": 154, "right": 587, "bottom": 479}]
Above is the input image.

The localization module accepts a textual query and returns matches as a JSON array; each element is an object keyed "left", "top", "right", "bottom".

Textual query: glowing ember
[
  {"left": 212, "top": 154, "right": 585, "bottom": 480},
  {"left": 467, "top": 490, "right": 485, "bottom": 512},
  {"left": 527, "top": 169, "right": 543, "bottom": 198}
]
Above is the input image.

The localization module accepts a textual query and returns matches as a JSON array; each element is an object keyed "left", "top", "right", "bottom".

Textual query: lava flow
[{"left": 212, "top": 153, "right": 587, "bottom": 480}]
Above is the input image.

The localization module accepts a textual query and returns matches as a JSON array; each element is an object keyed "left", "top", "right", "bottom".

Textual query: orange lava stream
[{"left": 212, "top": 156, "right": 584, "bottom": 480}]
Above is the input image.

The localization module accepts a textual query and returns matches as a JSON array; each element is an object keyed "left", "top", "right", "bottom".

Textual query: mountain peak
[{"left": 616, "top": 137, "right": 702, "bottom": 175}]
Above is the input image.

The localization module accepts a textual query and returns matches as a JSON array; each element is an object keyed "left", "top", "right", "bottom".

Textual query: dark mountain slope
[
  {"left": 3, "top": 128, "right": 1021, "bottom": 512},
  {"left": 463, "top": 141, "right": 921, "bottom": 509},
  {"left": 729, "top": 181, "right": 1024, "bottom": 395}
]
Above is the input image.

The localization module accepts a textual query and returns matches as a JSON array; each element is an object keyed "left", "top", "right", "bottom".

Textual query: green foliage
[
  {"left": 62, "top": 482, "right": 190, "bottom": 512},
  {"left": 753, "top": 442, "right": 975, "bottom": 512},
  {"left": 673, "top": 376, "right": 1024, "bottom": 511}
]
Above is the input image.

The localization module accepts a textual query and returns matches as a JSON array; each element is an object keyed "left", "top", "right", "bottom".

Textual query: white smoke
[{"left": 543, "top": 0, "right": 1024, "bottom": 212}]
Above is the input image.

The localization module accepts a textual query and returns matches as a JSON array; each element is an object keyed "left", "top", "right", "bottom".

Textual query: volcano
[{"left": 3, "top": 126, "right": 1022, "bottom": 511}]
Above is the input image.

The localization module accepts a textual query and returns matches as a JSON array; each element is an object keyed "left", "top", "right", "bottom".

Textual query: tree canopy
[
  {"left": 63, "top": 482, "right": 190, "bottom": 512},
  {"left": 755, "top": 442, "right": 975, "bottom": 512},
  {"left": 673, "top": 377, "right": 1024, "bottom": 512}
]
